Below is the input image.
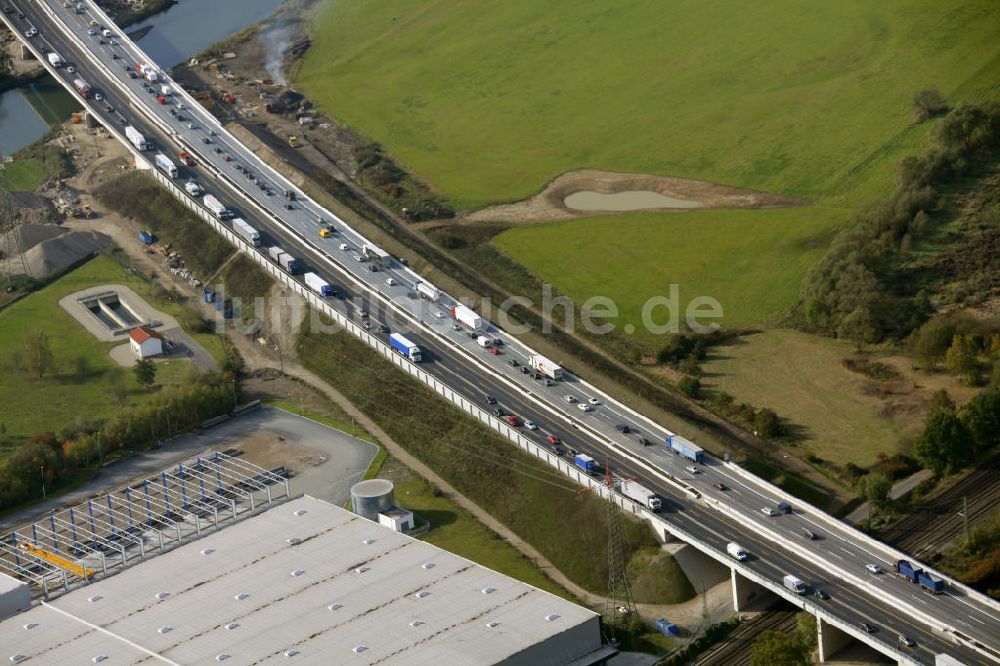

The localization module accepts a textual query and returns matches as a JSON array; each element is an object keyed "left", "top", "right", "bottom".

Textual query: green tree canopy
[
  {"left": 752, "top": 629, "right": 809, "bottom": 666},
  {"left": 917, "top": 409, "right": 973, "bottom": 474},
  {"left": 134, "top": 359, "right": 157, "bottom": 389}
]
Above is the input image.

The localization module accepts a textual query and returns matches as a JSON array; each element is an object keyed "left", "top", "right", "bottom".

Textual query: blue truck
[
  {"left": 918, "top": 571, "right": 944, "bottom": 594},
  {"left": 389, "top": 333, "right": 422, "bottom": 362},
  {"left": 574, "top": 453, "right": 598, "bottom": 475},
  {"left": 667, "top": 435, "right": 704, "bottom": 463},
  {"left": 894, "top": 560, "right": 922, "bottom": 583}
]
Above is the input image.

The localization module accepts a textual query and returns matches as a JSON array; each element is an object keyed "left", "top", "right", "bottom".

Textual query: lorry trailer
[
  {"left": 620, "top": 479, "right": 662, "bottom": 512},
  {"left": 415, "top": 281, "right": 440, "bottom": 302},
  {"left": 727, "top": 543, "right": 748, "bottom": 561},
  {"left": 47, "top": 52, "right": 64, "bottom": 67},
  {"left": 154, "top": 153, "right": 178, "bottom": 178},
  {"left": 124, "top": 125, "right": 147, "bottom": 151},
  {"left": 72, "top": 77, "right": 91, "bottom": 99},
  {"left": 231, "top": 218, "right": 261, "bottom": 247},
  {"left": 389, "top": 333, "right": 422, "bottom": 362},
  {"left": 667, "top": 435, "right": 704, "bottom": 463},
  {"left": 202, "top": 194, "right": 232, "bottom": 220},
  {"left": 267, "top": 246, "right": 299, "bottom": 274},
  {"left": 528, "top": 354, "right": 563, "bottom": 380},
  {"left": 574, "top": 454, "right": 598, "bottom": 475},
  {"left": 304, "top": 272, "right": 334, "bottom": 298},
  {"left": 452, "top": 304, "right": 483, "bottom": 331},
  {"left": 183, "top": 180, "right": 204, "bottom": 197},
  {"left": 918, "top": 572, "right": 944, "bottom": 594},
  {"left": 893, "top": 560, "right": 922, "bottom": 583},
  {"left": 782, "top": 575, "right": 806, "bottom": 595},
  {"left": 362, "top": 243, "right": 391, "bottom": 267}
]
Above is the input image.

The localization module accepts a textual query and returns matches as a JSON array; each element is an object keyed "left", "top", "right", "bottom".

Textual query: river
[{"left": 0, "top": 0, "right": 284, "bottom": 157}]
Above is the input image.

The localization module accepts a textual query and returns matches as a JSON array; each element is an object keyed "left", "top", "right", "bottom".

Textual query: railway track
[
  {"left": 880, "top": 455, "right": 1000, "bottom": 559},
  {"left": 693, "top": 606, "right": 797, "bottom": 666}
]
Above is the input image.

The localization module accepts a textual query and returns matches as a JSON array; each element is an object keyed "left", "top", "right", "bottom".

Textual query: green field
[
  {"left": 494, "top": 207, "right": 844, "bottom": 332},
  {"left": 298, "top": 0, "right": 1000, "bottom": 210},
  {"left": 5, "top": 159, "right": 46, "bottom": 191},
  {"left": 0, "top": 255, "right": 224, "bottom": 438}
]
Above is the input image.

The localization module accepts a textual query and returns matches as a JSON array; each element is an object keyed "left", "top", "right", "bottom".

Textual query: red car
[
  {"left": 507, "top": 415, "right": 522, "bottom": 427},
  {"left": 489, "top": 347, "right": 500, "bottom": 355},
  {"left": 546, "top": 434, "right": 561, "bottom": 445}
]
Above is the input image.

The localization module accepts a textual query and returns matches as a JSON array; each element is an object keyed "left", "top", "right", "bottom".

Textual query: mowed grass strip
[
  {"left": 0, "top": 255, "right": 224, "bottom": 438},
  {"left": 493, "top": 207, "right": 845, "bottom": 331},
  {"left": 297, "top": 0, "right": 1000, "bottom": 209}
]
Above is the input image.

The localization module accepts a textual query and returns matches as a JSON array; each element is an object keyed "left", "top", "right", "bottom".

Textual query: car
[
  {"left": 776, "top": 501, "right": 792, "bottom": 514},
  {"left": 176, "top": 114, "right": 185, "bottom": 121},
  {"left": 65, "top": 64, "right": 75, "bottom": 72},
  {"left": 761, "top": 507, "right": 778, "bottom": 516},
  {"left": 802, "top": 529, "right": 816, "bottom": 540},
  {"left": 2, "top": 7, "right": 12, "bottom": 14},
  {"left": 201, "top": 137, "right": 211, "bottom": 144},
  {"left": 484, "top": 395, "right": 497, "bottom": 405},
  {"left": 507, "top": 359, "right": 519, "bottom": 367},
  {"left": 898, "top": 634, "right": 914, "bottom": 648},
  {"left": 385, "top": 277, "right": 396, "bottom": 286},
  {"left": 451, "top": 323, "right": 462, "bottom": 332},
  {"left": 361, "top": 320, "right": 372, "bottom": 330},
  {"left": 865, "top": 563, "right": 882, "bottom": 575},
  {"left": 63, "top": 0, "right": 70, "bottom": 5},
  {"left": 129, "top": 71, "right": 137, "bottom": 79},
  {"left": 492, "top": 407, "right": 506, "bottom": 418},
  {"left": 577, "top": 403, "right": 593, "bottom": 412},
  {"left": 87, "top": 27, "right": 97, "bottom": 35},
  {"left": 563, "top": 395, "right": 577, "bottom": 403},
  {"left": 615, "top": 423, "right": 631, "bottom": 434},
  {"left": 284, "top": 204, "right": 294, "bottom": 210},
  {"left": 506, "top": 415, "right": 522, "bottom": 427},
  {"left": 24, "top": 28, "right": 37, "bottom": 38},
  {"left": 187, "top": 122, "right": 196, "bottom": 130},
  {"left": 546, "top": 434, "right": 561, "bottom": 445},
  {"left": 357, "top": 308, "right": 369, "bottom": 318},
  {"left": 638, "top": 437, "right": 650, "bottom": 446},
  {"left": 588, "top": 397, "right": 600, "bottom": 406},
  {"left": 319, "top": 227, "right": 331, "bottom": 238},
  {"left": 524, "top": 421, "right": 538, "bottom": 431},
  {"left": 109, "top": 39, "right": 118, "bottom": 46},
  {"left": 93, "top": 92, "right": 103, "bottom": 101},
  {"left": 685, "top": 465, "right": 699, "bottom": 474},
  {"left": 532, "top": 372, "right": 542, "bottom": 380},
  {"left": 488, "top": 347, "right": 500, "bottom": 355},
  {"left": 713, "top": 482, "right": 728, "bottom": 491},
  {"left": 519, "top": 366, "right": 529, "bottom": 374},
  {"left": 541, "top": 378, "right": 553, "bottom": 386},
  {"left": 547, "top": 443, "right": 567, "bottom": 456},
  {"left": 377, "top": 324, "right": 390, "bottom": 334},
  {"left": 858, "top": 622, "right": 875, "bottom": 634},
  {"left": 814, "top": 588, "right": 829, "bottom": 600}
]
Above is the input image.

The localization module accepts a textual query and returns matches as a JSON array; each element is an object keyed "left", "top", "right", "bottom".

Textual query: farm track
[
  {"left": 880, "top": 455, "right": 1000, "bottom": 558},
  {"left": 693, "top": 607, "right": 797, "bottom": 666}
]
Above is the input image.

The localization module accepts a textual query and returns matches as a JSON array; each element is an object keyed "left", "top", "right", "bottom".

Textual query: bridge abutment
[{"left": 817, "top": 616, "right": 852, "bottom": 662}]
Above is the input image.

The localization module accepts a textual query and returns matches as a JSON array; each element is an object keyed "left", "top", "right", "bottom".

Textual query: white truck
[
  {"left": 47, "top": 52, "right": 64, "bottom": 68},
  {"left": 154, "top": 153, "right": 178, "bottom": 178},
  {"left": 124, "top": 125, "right": 148, "bottom": 151},
  {"left": 362, "top": 243, "right": 391, "bottom": 267},
  {"left": 267, "top": 246, "right": 299, "bottom": 275},
  {"left": 782, "top": 575, "right": 806, "bottom": 595},
  {"left": 203, "top": 194, "right": 232, "bottom": 220},
  {"left": 476, "top": 335, "right": 492, "bottom": 349},
  {"left": 528, "top": 354, "right": 563, "bottom": 381},
  {"left": 183, "top": 180, "right": 204, "bottom": 197},
  {"left": 726, "top": 543, "right": 748, "bottom": 561},
  {"left": 451, "top": 304, "right": 483, "bottom": 331},
  {"left": 231, "top": 218, "right": 261, "bottom": 247},
  {"left": 415, "top": 281, "right": 440, "bottom": 302},
  {"left": 620, "top": 479, "right": 662, "bottom": 512}
]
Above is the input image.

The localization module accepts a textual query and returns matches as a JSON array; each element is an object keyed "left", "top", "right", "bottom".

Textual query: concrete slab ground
[
  {"left": 0, "top": 406, "right": 378, "bottom": 530},
  {"left": 58, "top": 283, "right": 216, "bottom": 371}
]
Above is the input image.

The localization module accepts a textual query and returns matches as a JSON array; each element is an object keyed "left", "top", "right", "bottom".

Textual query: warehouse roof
[{"left": 0, "top": 495, "right": 602, "bottom": 664}]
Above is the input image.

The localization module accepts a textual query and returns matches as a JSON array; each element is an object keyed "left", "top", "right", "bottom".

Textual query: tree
[
  {"left": 838, "top": 307, "right": 878, "bottom": 350},
  {"left": 916, "top": 409, "right": 973, "bottom": 474},
  {"left": 913, "top": 316, "right": 964, "bottom": 369},
  {"left": 754, "top": 409, "right": 783, "bottom": 439},
  {"left": 751, "top": 629, "right": 809, "bottom": 666},
  {"left": 134, "top": 359, "right": 157, "bottom": 389},
  {"left": 795, "top": 612, "right": 817, "bottom": 654},
  {"left": 962, "top": 389, "right": 1000, "bottom": 454},
  {"left": 946, "top": 334, "right": 979, "bottom": 384},
  {"left": 856, "top": 472, "right": 893, "bottom": 507},
  {"left": 22, "top": 330, "right": 55, "bottom": 379},
  {"left": 913, "top": 88, "right": 948, "bottom": 122},
  {"left": 927, "top": 388, "right": 956, "bottom": 416},
  {"left": 679, "top": 375, "right": 700, "bottom": 399}
]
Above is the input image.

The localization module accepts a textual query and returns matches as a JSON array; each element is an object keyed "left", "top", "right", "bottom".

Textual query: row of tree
[
  {"left": 916, "top": 388, "right": 1000, "bottom": 475},
  {"left": 0, "top": 371, "right": 235, "bottom": 510},
  {"left": 793, "top": 100, "right": 1000, "bottom": 343}
]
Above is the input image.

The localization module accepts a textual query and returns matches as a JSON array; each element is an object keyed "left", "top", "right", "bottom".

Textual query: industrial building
[
  {"left": 129, "top": 325, "right": 164, "bottom": 358},
  {"left": 1, "top": 494, "right": 610, "bottom": 665}
]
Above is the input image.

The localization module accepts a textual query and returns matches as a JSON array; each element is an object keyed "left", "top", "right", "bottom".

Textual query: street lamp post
[{"left": 41, "top": 464, "right": 46, "bottom": 501}]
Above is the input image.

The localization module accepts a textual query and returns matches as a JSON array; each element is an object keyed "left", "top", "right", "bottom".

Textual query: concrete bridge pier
[
  {"left": 817, "top": 616, "right": 852, "bottom": 662},
  {"left": 20, "top": 44, "right": 35, "bottom": 60},
  {"left": 731, "top": 568, "right": 772, "bottom": 612}
]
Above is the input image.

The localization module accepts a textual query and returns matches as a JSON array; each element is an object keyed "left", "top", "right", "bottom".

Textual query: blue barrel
[{"left": 203, "top": 287, "right": 215, "bottom": 303}]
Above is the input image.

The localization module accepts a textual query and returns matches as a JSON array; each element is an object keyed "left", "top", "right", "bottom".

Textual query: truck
[
  {"left": 362, "top": 243, "right": 391, "bottom": 267},
  {"left": 178, "top": 151, "right": 194, "bottom": 166},
  {"left": 476, "top": 335, "right": 492, "bottom": 349},
  {"left": 183, "top": 180, "right": 204, "bottom": 197},
  {"left": 267, "top": 246, "right": 299, "bottom": 275},
  {"left": 415, "top": 281, "right": 440, "bottom": 303},
  {"left": 574, "top": 453, "right": 598, "bottom": 475},
  {"left": 231, "top": 218, "right": 260, "bottom": 247},
  {"left": 452, "top": 304, "right": 483, "bottom": 331},
  {"left": 154, "top": 153, "right": 179, "bottom": 178},
  {"left": 667, "top": 435, "right": 704, "bottom": 463},
  {"left": 304, "top": 272, "right": 334, "bottom": 298},
  {"left": 72, "top": 77, "right": 92, "bottom": 99},
  {"left": 727, "top": 543, "right": 748, "bottom": 561},
  {"left": 893, "top": 560, "right": 922, "bottom": 584},
  {"left": 620, "top": 479, "right": 662, "bottom": 512},
  {"left": 528, "top": 354, "right": 563, "bottom": 381},
  {"left": 389, "top": 333, "right": 422, "bottom": 362},
  {"left": 918, "top": 572, "right": 944, "bottom": 594},
  {"left": 782, "top": 575, "right": 806, "bottom": 595},
  {"left": 124, "top": 125, "right": 148, "bottom": 151},
  {"left": 159, "top": 84, "right": 172, "bottom": 96},
  {"left": 135, "top": 62, "right": 159, "bottom": 83},
  {"left": 203, "top": 194, "right": 232, "bottom": 220},
  {"left": 47, "top": 52, "right": 64, "bottom": 68}
]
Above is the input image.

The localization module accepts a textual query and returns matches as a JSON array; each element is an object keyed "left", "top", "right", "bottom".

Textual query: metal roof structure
[{"left": 1, "top": 495, "right": 607, "bottom": 665}]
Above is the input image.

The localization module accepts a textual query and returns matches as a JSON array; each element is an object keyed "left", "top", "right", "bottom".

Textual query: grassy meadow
[{"left": 0, "top": 255, "right": 224, "bottom": 438}]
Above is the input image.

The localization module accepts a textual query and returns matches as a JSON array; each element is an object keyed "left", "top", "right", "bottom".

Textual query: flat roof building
[{"left": 1, "top": 495, "right": 610, "bottom": 665}]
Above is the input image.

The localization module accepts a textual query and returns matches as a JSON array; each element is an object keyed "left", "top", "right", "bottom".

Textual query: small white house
[
  {"left": 378, "top": 508, "right": 414, "bottom": 533},
  {"left": 129, "top": 326, "right": 163, "bottom": 359}
]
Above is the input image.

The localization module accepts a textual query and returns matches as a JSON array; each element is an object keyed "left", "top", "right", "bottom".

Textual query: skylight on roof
[
  {"left": 158, "top": 626, "right": 173, "bottom": 634},
  {"left": 486, "top": 621, "right": 499, "bottom": 629},
  {"left": 293, "top": 509, "right": 307, "bottom": 517},
  {"left": 362, "top": 538, "right": 375, "bottom": 545},
  {"left": 284, "top": 650, "right": 300, "bottom": 657},
  {"left": 414, "top": 590, "right": 429, "bottom": 599},
  {"left": 352, "top": 645, "right": 366, "bottom": 654},
  {"left": 234, "top": 592, "right": 249, "bottom": 601},
  {"left": 155, "top": 591, "right": 170, "bottom": 600},
  {"left": 355, "top": 566, "right": 369, "bottom": 574},
  {"left": 545, "top": 613, "right": 560, "bottom": 622},
  {"left": 421, "top": 562, "right": 435, "bottom": 570},
  {"left": 21, "top": 624, "right": 36, "bottom": 630},
  {"left": 291, "top": 569, "right": 305, "bottom": 577},
  {"left": 286, "top": 537, "right": 301, "bottom": 545},
  {"left": 409, "top": 619, "right": 424, "bottom": 628},
  {"left": 201, "top": 548, "right": 215, "bottom": 555},
  {"left": 225, "top": 623, "right": 239, "bottom": 631},
  {"left": 481, "top": 586, "right": 496, "bottom": 594},
  {"left": 216, "top": 653, "right": 230, "bottom": 661}
]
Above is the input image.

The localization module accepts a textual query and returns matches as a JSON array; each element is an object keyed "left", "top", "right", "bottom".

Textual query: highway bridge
[{"left": 3, "top": 1, "right": 999, "bottom": 663}]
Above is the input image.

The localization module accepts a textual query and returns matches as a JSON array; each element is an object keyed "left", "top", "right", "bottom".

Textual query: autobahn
[{"left": 5, "top": 1, "right": 999, "bottom": 663}]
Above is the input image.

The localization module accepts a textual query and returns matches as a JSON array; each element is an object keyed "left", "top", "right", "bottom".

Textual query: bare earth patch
[{"left": 464, "top": 169, "right": 810, "bottom": 224}]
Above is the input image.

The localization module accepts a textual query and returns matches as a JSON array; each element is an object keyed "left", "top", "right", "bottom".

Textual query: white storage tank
[{"left": 350, "top": 479, "right": 395, "bottom": 522}]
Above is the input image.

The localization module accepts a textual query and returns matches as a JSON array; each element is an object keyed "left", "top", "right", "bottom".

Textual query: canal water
[{"left": 0, "top": 0, "right": 284, "bottom": 155}]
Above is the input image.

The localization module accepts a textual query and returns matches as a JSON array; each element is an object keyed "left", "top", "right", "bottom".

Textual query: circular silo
[{"left": 350, "top": 479, "right": 395, "bottom": 522}]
